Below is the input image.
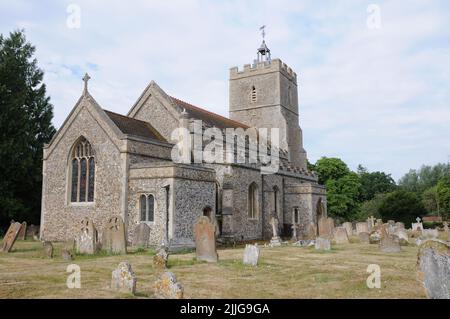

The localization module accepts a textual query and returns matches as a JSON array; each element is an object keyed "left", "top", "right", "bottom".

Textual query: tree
[
  {"left": 314, "top": 157, "right": 350, "bottom": 185},
  {"left": 422, "top": 186, "right": 440, "bottom": 215},
  {"left": 398, "top": 163, "right": 450, "bottom": 193},
  {"left": 324, "top": 172, "right": 362, "bottom": 220},
  {"left": 357, "top": 166, "right": 396, "bottom": 201},
  {"left": 437, "top": 175, "right": 450, "bottom": 220},
  {"left": 378, "top": 190, "right": 426, "bottom": 226},
  {"left": 357, "top": 193, "right": 387, "bottom": 221},
  {"left": 0, "top": 30, "right": 55, "bottom": 232}
]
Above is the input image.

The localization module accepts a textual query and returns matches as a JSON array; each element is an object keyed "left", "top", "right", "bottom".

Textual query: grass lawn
[{"left": 0, "top": 239, "right": 426, "bottom": 299}]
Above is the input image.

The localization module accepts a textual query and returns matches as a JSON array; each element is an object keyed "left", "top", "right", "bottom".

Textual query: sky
[{"left": 1, "top": 0, "right": 449, "bottom": 180}]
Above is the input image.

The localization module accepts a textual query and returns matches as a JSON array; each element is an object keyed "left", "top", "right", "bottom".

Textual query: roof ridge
[
  {"left": 170, "top": 96, "right": 249, "bottom": 129},
  {"left": 104, "top": 109, "right": 153, "bottom": 125}
]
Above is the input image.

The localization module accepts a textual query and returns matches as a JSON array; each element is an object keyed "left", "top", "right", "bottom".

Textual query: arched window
[
  {"left": 70, "top": 137, "right": 95, "bottom": 202},
  {"left": 273, "top": 186, "right": 279, "bottom": 214},
  {"left": 140, "top": 194, "right": 155, "bottom": 222},
  {"left": 250, "top": 86, "right": 257, "bottom": 103},
  {"left": 293, "top": 207, "right": 300, "bottom": 224},
  {"left": 248, "top": 182, "right": 259, "bottom": 219}
]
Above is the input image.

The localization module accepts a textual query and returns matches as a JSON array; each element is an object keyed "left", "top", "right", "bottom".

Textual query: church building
[{"left": 40, "top": 39, "right": 327, "bottom": 248}]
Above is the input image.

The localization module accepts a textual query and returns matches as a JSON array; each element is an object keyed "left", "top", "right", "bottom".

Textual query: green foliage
[
  {"left": 436, "top": 175, "right": 450, "bottom": 220},
  {"left": 422, "top": 221, "right": 443, "bottom": 229},
  {"left": 422, "top": 186, "right": 439, "bottom": 214},
  {"left": 356, "top": 193, "right": 387, "bottom": 221},
  {"left": 0, "top": 30, "right": 55, "bottom": 232},
  {"left": 378, "top": 190, "right": 426, "bottom": 225},
  {"left": 398, "top": 163, "right": 450, "bottom": 193},
  {"left": 357, "top": 166, "right": 396, "bottom": 201},
  {"left": 314, "top": 157, "right": 350, "bottom": 185}
]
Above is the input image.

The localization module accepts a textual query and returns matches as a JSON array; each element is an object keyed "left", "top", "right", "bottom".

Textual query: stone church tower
[{"left": 229, "top": 39, "right": 307, "bottom": 169}]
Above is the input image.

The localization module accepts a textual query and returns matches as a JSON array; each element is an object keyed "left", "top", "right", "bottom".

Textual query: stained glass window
[
  {"left": 148, "top": 195, "right": 154, "bottom": 222},
  {"left": 71, "top": 159, "right": 79, "bottom": 202},
  {"left": 88, "top": 157, "right": 95, "bottom": 202},
  {"left": 140, "top": 195, "right": 146, "bottom": 221},
  {"left": 70, "top": 137, "right": 95, "bottom": 203},
  {"left": 79, "top": 158, "right": 87, "bottom": 202}
]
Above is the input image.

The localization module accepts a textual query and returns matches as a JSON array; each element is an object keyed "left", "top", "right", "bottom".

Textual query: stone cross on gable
[{"left": 83, "top": 73, "right": 91, "bottom": 96}]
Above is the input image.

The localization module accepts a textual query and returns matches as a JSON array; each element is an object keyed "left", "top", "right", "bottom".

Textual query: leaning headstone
[
  {"left": 153, "top": 246, "right": 169, "bottom": 270},
  {"left": 154, "top": 271, "right": 184, "bottom": 299},
  {"left": 422, "top": 229, "right": 439, "bottom": 240},
  {"left": 342, "top": 222, "right": 353, "bottom": 237},
  {"left": 333, "top": 227, "right": 349, "bottom": 244},
  {"left": 132, "top": 223, "right": 150, "bottom": 248},
  {"left": 18, "top": 222, "right": 27, "bottom": 240},
  {"left": 194, "top": 216, "right": 218, "bottom": 262},
  {"left": 76, "top": 218, "right": 98, "bottom": 254},
  {"left": 243, "top": 244, "right": 260, "bottom": 266},
  {"left": 1, "top": 222, "right": 22, "bottom": 252},
  {"left": 269, "top": 214, "right": 282, "bottom": 246},
  {"left": 111, "top": 261, "right": 137, "bottom": 295},
  {"left": 318, "top": 217, "right": 334, "bottom": 240},
  {"left": 102, "top": 216, "right": 127, "bottom": 254},
  {"left": 379, "top": 227, "right": 401, "bottom": 253},
  {"left": 358, "top": 232, "right": 370, "bottom": 244},
  {"left": 43, "top": 241, "right": 53, "bottom": 258},
  {"left": 417, "top": 240, "right": 450, "bottom": 299},
  {"left": 355, "top": 222, "right": 369, "bottom": 235},
  {"left": 315, "top": 237, "right": 331, "bottom": 251}
]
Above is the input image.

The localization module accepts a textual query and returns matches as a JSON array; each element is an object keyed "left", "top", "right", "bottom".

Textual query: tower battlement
[{"left": 229, "top": 58, "right": 297, "bottom": 83}]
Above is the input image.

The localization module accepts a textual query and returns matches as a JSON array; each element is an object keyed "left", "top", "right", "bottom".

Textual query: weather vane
[{"left": 260, "top": 25, "right": 266, "bottom": 40}]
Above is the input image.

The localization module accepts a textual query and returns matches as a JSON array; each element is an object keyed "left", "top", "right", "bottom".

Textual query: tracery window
[{"left": 70, "top": 137, "right": 95, "bottom": 202}]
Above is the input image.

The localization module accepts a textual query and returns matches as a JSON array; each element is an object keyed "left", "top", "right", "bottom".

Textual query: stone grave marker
[
  {"left": 342, "top": 222, "right": 353, "bottom": 237},
  {"left": 318, "top": 217, "right": 334, "bottom": 240},
  {"left": 315, "top": 237, "right": 331, "bottom": 251},
  {"left": 379, "top": 226, "right": 401, "bottom": 253},
  {"left": 132, "top": 223, "right": 150, "bottom": 248},
  {"left": 333, "top": 227, "right": 349, "bottom": 244},
  {"left": 417, "top": 240, "right": 450, "bottom": 299},
  {"left": 369, "top": 231, "right": 381, "bottom": 244},
  {"left": 243, "top": 244, "right": 260, "bottom": 266},
  {"left": 154, "top": 271, "right": 184, "bottom": 299},
  {"left": 194, "top": 216, "right": 218, "bottom": 262},
  {"left": 153, "top": 246, "right": 169, "bottom": 270},
  {"left": 269, "top": 214, "right": 282, "bottom": 246},
  {"left": 355, "top": 222, "right": 369, "bottom": 235},
  {"left": 358, "top": 232, "right": 370, "bottom": 244},
  {"left": 102, "top": 216, "right": 127, "bottom": 254},
  {"left": 18, "top": 222, "right": 27, "bottom": 240},
  {"left": 1, "top": 222, "right": 22, "bottom": 252},
  {"left": 43, "top": 241, "right": 53, "bottom": 258},
  {"left": 111, "top": 261, "right": 136, "bottom": 295},
  {"left": 76, "top": 218, "right": 98, "bottom": 254},
  {"left": 422, "top": 229, "right": 439, "bottom": 240}
]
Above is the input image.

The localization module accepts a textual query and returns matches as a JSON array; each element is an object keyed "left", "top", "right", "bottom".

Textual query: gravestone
[
  {"left": 154, "top": 271, "right": 184, "bottom": 299},
  {"left": 243, "top": 244, "right": 260, "bottom": 266},
  {"left": 333, "top": 227, "right": 349, "bottom": 244},
  {"left": 26, "top": 224, "right": 39, "bottom": 240},
  {"left": 43, "top": 241, "right": 53, "bottom": 258},
  {"left": 367, "top": 216, "right": 375, "bottom": 231},
  {"left": 318, "top": 217, "right": 334, "bottom": 240},
  {"left": 269, "top": 214, "right": 282, "bottom": 246},
  {"left": 395, "top": 222, "right": 405, "bottom": 230},
  {"left": 111, "top": 261, "right": 137, "bottom": 295},
  {"left": 379, "top": 226, "right": 401, "bottom": 253},
  {"left": 443, "top": 221, "right": 449, "bottom": 234},
  {"left": 369, "top": 231, "right": 381, "bottom": 244},
  {"left": 417, "top": 240, "right": 450, "bottom": 299},
  {"left": 422, "top": 229, "right": 439, "bottom": 240},
  {"left": 358, "top": 232, "right": 370, "bottom": 244},
  {"left": 291, "top": 223, "right": 298, "bottom": 241},
  {"left": 388, "top": 220, "right": 395, "bottom": 226},
  {"left": 375, "top": 219, "right": 383, "bottom": 230},
  {"left": 342, "top": 222, "right": 353, "bottom": 237},
  {"left": 355, "top": 222, "right": 369, "bottom": 235},
  {"left": 412, "top": 217, "right": 423, "bottom": 231},
  {"left": 153, "top": 246, "right": 169, "bottom": 270},
  {"left": 315, "top": 237, "right": 331, "bottom": 251},
  {"left": 305, "top": 222, "right": 317, "bottom": 240},
  {"left": 395, "top": 229, "right": 409, "bottom": 246},
  {"left": 194, "top": 216, "right": 218, "bottom": 262},
  {"left": 132, "top": 223, "right": 150, "bottom": 248},
  {"left": 1, "top": 222, "right": 22, "bottom": 252},
  {"left": 76, "top": 218, "right": 98, "bottom": 254},
  {"left": 102, "top": 216, "right": 127, "bottom": 254},
  {"left": 18, "top": 222, "right": 27, "bottom": 240}
]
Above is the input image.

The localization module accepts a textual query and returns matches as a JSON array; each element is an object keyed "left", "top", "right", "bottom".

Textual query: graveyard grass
[{"left": 0, "top": 238, "right": 432, "bottom": 299}]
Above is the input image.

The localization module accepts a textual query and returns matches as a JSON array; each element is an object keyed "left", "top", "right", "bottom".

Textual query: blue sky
[{"left": 1, "top": 0, "right": 450, "bottom": 180}]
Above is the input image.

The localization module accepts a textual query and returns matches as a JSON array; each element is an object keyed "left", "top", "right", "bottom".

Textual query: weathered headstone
[
  {"left": 395, "top": 229, "right": 409, "bottom": 246},
  {"left": 154, "top": 271, "right": 184, "bottom": 299},
  {"left": 318, "top": 217, "right": 334, "bottom": 240},
  {"left": 315, "top": 237, "right": 331, "bottom": 251},
  {"left": 76, "top": 218, "right": 98, "bottom": 254},
  {"left": 355, "top": 222, "right": 369, "bottom": 235},
  {"left": 422, "top": 229, "right": 439, "bottom": 240},
  {"left": 395, "top": 222, "right": 405, "bottom": 230},
  {"left": 194, "top": 216, "right": 218, "bottom": 262},
  {"left": 342, "top": 222, "right": 353, "bottom": 237},
  {"left": 333, "top": 227, "right": 349, "bottom": 244},
  {"left": 369, "top": 231, "right": 381, "bottom": 244},
  {"left": 243, "top": 244, "right": 260, "bottom": 266},
  {"left": 379, "top": 226, "right": 401, "bottom": 253},
  {"left": 358, "top": 232, "right": 370, "bottom": 244},
  {"left": 111, "top": 261, "right": 136, "bottom": 295},
  {"left": 367, "top": 216, "right": 376, "bottom": 232},
  {"left": 417, "top": 240, "right": 450, "bottom": 299},
  {"left": 43, "top": 241, "right": 53, "bottom": 258},
  {"left": 269, "top": 214, "right": 282, "bottom": 246},
  {"left": 1, "top": 222, "right": 22, "bottom": 252},
  {"left": 132, "top": 223, "right": 150, "bottom": 248},
  {"left": 102, "top": 216, "right": 127, "bottom": 254},
  {"left": 412, "top": 217, "right": 423, "bottom": 231},
  {"left": 18, "top": 222, "right": 27, "bottom": 240},
  {"left": 153, "top": 246, "right": 169, "bottom": 270},
  {"left": 388, "top": 220, "right": 395, "bottom": 226}
]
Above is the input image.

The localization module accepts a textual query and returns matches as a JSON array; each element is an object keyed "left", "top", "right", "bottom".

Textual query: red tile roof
[{"left": 170, "top": 96, "right": 249, "bottom": 130}]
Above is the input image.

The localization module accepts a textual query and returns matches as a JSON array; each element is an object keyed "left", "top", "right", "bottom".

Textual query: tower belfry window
[{"left": 250, "top": 86, "right": 257, "bottom": 103}]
